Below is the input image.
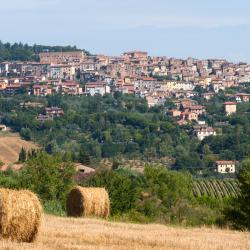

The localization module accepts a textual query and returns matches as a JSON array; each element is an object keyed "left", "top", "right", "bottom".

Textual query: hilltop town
[
  {"left": 1, "top": 49, "right": 249, "bottom": 117},
  {"left": 1, "top": 50, "right": 249, "bottom": 100}
]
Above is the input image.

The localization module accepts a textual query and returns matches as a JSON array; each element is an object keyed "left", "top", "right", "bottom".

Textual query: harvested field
[
  {"left": 0, "top": 133, "right": 38, "bottom": 167},
  {"left": 0, "top": 215, "right": 249, "bottom": 250}
]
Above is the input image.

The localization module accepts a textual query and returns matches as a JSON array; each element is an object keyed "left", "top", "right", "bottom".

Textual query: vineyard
[{"left": 193, "top": 179, "right": 240, "bottom": 199}]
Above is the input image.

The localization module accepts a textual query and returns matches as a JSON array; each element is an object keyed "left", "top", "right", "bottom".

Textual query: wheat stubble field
[
  {"left": 0, "top": 133, "right": 38, "bottom": 167},
  {"left": 0, "top": 215, "right": 249, "bottom": 250}
]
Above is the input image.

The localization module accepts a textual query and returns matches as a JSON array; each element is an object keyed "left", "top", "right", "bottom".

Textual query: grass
[{"left": 0, "top": 215, "right": 249, "bottom": 249}]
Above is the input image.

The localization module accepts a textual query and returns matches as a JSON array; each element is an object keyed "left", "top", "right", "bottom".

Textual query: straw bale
[
  {"left": 67, "top": 186, "right": 110, "bottom": 218},
  {"left": 0, "top": 188, "right": 42, "bottom": 242}
]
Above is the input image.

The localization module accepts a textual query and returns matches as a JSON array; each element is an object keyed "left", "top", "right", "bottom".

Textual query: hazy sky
[{"left": 1, "top": 0, "right": 250, "bottom": 62}]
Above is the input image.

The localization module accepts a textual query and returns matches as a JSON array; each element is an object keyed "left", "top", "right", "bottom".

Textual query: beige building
[
  {"left": 39, "top": 51, "right": 85, "bottom": 64},
  {"left": 146, "top": 96, "right": 159, "bottom": 107},
  {"left": 160, "top": 81, "right": 194, "bottom": 91},
  {"left": 123, "top": 51, "right": 148, "bottom": 59},
  {"left": 224, "top": 102, "right": 237, "bottom": 116},
  {"left": 49, "top": 65, "right": 76, "bottom": 80}
]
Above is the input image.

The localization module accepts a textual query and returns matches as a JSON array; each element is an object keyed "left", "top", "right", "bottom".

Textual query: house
[
  {"left": 80, "top": 60, "right": 100, "bottom": 71},
  {"left": 224, "top": 102, "right": 237, "bottom": 116},
  {"left": 179, "top": 99, "right": 196, "bottom": 109},
  {"left": 118, "top": 84, "right": 135, "bottom": 94},
  {"left": 123, "top": 51, "right": 148, "bottom": 59},
  {"left": 193, "top": 125, "right": 216, "bottom": 140},
  {"left": 146, "top": 96, "right": 159, "bottom": 107},
  {"left": 169, "top": 109, "right": 182, "bottom": 117},
  {"left": 33, "top": 85, "right": 52, "bottom": 96},
  {"left": 20, "top": 101, "right": 44, "bottom": 108},
  {"left": 61, "top": 81, "right": 83, "bottom": 95},
  {"left": 49, "top": 65, "right": 76, "bottom": 80},
  {"left": 85, "top": 82, "right": 110, "bottom": 96},
  {"left": 216, "top": 161, "right": 236, "bottom": 174},
  {"left": 189, "top": 105, "right": 206, "bottom": 115},
  {"left": 235, "top": 93, "right": 250, "bottom": 103},
  {"left": 180, "top": 112, "right": 198, "bottom": 122},
  {"left": 134, "top": 77, "right": 157, "bottom": 91},
  {"left": 75, "top": 164, "right": 96, "bottom": 182},
  {"left": 36, "top": 114, "right": 52, "bottom": 122},
  {"left": 203, "top": 92, "right": 215, "bottom": 100},
  {"left": 45, "top": 107, "right": 64, "bottom": 117},
  {"left": 4, "top": 84, "right": 22, "bottom": 95},
  {"left": 160, "top": 81, "right": 194, "bottom": 91}
]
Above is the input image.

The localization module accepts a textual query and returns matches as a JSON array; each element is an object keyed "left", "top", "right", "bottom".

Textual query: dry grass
[
  {"left": 67, "top": 186, "right": 110, "bottom": 218},
  {"left": 0, "top": 215, "right": 249, "bottom": 250},
  {"left": 0, "top": 133, "right": 38, "bottom": 167}
]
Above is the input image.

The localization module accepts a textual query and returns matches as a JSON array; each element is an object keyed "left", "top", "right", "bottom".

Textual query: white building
[
  {"left": 85, "top": 82, "right": 110, "bottom": 96},
  {"left": 216, "top": 161, "right": 236, "bottom": 174},
  {"left": 194, "top": 126, "right": 217, "bottom": 141}
]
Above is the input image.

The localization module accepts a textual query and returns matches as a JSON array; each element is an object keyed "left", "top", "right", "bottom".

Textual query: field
[
  {"left": 0, "top": 215, "right": 249, "bottom": 250},
  {"left": 193, "top": 179, "right": 240, "bottom": 199},
  {"left": 0, "top": 132, "right": 38, "bottom": 168}
]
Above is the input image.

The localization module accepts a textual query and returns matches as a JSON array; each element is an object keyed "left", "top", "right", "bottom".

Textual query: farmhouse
[
  {"left": 193, "top": 125, "right": 216, "bottom": 140},
  {"left": 216, "top": 161, "right": 236, "bottom": 174}
]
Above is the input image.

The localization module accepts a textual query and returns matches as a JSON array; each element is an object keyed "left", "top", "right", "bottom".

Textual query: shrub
[{"left": 43, "top": 200, "right": 66, "bottom": 217}]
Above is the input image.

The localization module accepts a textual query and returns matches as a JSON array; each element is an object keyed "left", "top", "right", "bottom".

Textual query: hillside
[
  {"left": 0, "top": 132, "right": 38, "bottom": 168},
  {"left": 0, "top": 215, "right": 249, "bottom": 250}
]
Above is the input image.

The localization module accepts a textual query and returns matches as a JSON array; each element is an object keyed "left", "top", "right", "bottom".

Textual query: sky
[{"left": 1, "top": 0, "right": 250, "bottom": 62}]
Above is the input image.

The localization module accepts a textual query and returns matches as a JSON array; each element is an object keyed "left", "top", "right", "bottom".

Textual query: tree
[
  {"left": 224, "top": 159, "right": 250, "bottom": 230},
  {"left": 20, "top": 128, "right": 32, "bottom": 141},
  {"left": 18, "top": 147, "right": 27, "bottom": 163},
  {"left": 18, "top": 151, "right": 76, "bottom": 207},
  {"left": 0, "top": 159, "right": 4, "bottom": 167},
  {"left": 79, "top": 149, "right": 91, "bottom": 165},
  {"left": 85, "top": 168, "right": 141, "bottom": 215}
]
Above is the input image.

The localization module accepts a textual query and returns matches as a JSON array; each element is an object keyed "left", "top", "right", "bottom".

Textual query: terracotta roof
[
  {"left": 216, "top": 161, "right": 235, "bottom": 165},
  {"left": 190, "top": 105, "right": 205, "bottom": 110},
  {"left": 224, "top": 102, "right": 237, "bottom": 105}
]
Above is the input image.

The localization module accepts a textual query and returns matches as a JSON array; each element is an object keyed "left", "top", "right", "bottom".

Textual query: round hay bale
[
  {"left": 0, "top": 188, "right": 42, "bottom": 242},
  {"left": 67, "top": 186, "right": 110, "bottom": 218}
]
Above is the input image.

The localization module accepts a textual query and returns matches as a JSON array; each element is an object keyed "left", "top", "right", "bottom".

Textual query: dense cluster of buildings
[{"left": 0, "top": 50, "right": 250, "bottom": 100}]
